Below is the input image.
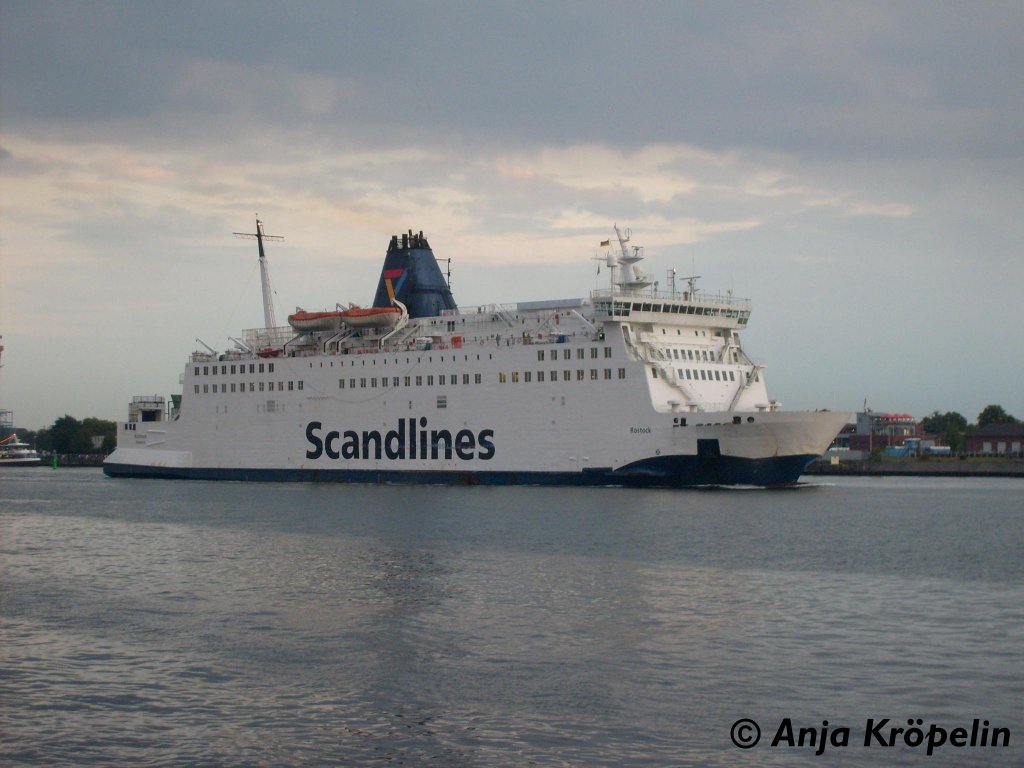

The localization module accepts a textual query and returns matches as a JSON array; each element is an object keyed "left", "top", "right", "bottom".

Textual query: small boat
[
  {"left": 340, "top": 306, "right": 403, "bottom": 328},
  {"left": 287, "top": 309, "right": 345, "bottom": 333},
  {"left": 0, "top": 433, "right": 43, "bottom": 467}
]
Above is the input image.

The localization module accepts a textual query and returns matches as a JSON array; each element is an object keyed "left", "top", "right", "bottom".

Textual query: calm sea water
[{"left": 2, "top": 469, "right": 1022, "bottom": 767}]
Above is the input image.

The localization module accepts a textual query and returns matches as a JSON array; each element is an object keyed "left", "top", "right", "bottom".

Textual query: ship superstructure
[{"left": 104, "top": 223, "right": 847, "bottom": 486}]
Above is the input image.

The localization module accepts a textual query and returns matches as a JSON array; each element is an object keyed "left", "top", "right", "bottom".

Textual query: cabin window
[
  {"left": 618, "top": 368, "right": 626, "bottom": 379},
  {"left": 427, "top": 375, "right": 434, "bottom": 386},
  {"left": 537, "top": 371, "right": 545, "bottom": 382},
  {"left": 195, "top": 367, "right": 200, "bottom": 376},
  {"left": 463, "top": 374, "right": 470, "bottom": 385},
  {"left": 512, "top": 372, "right": 520, "bottom": 383},
  {"left": 576, "top": 348, "right": 584, "bottom": 360},
  {"left": 604, "top": 369, "right": 611, "bottom": 379},
  {"left": 439, "top": 375, "right": 446, "bottom": 385},
  {"left": 525, "top": 372, "right": 532, "bottom": 382},
  {"left": 360, "top": 378, "right": 366, "bottom": 388},
  {"left": 405, "top": 376, "right": 411, "bottom": 387},
  {"left": 268, "top": 363, "right": 275, "bottom": 373},
  {"left": 576, "top": 370, "right": 584, "bottom": 381},
  {"left": 590, "top": 348, "right": 598, "bottom": 358},
  {"left": 298, "top": 381, "right": 304, "bottom": 390},
  {"left": 604, "top": 347, "right": 612, "bottom": 358},
  {"left": 499, "top": 372, "right": 507, "bottom": 383},
  {"left": 651, "top": 367, "right": 658, "bottom": 378},
  {"left": 590, "top": 369, "right": 598, "bottom": 380},
  {"left": 258, "top": 382, "right": 264, "bottom": 391},
  {"left": 231, "top": 365, "right": 237, "bottom": 374},
  {"left": 474, "top": 374, "right": 482, "bottom": 384},
  {"left": 416, "top": 376, "right": 423, "bottom": 386},
  {"left": 437, "top": 396, "right": 447, "bottom": 409},
  {"left": 538, "top": 351, "right": 545, "bottom": 361},
  {"left": 339, "top": 379, "right": 345, "bottom": 389},
  {"left": 288, "top": 381, "right": 294, "bottom": 390},
  {"left": 563, "top": 349, "right": 571, "bottom": 360},
  {"left": 563, "top": 370, "right": 571, "bottom": 381},
  {"left": 232, "top": 383, "right": 237, "bottom": 392},
  {"left": 195, "top": 385, "right": 200, "bottom": 393}
]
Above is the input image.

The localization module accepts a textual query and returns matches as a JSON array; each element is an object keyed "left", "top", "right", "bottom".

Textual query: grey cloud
[{"left": 4, "top": 2, "right": 1023, "bottom": 161}]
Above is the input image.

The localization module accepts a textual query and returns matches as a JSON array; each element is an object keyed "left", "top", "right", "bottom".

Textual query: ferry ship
[
  {"left": 104, "top": 221, "right": 847, "bottom": 487},
  {"left": 0, "top": 433, "right": 43, "bottom": 467}
]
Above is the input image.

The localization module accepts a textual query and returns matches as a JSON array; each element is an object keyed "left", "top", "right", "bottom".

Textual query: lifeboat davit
[
  {"left": 287, "top": 309, "right": 345, "bottom": 332},
  {"left": 340, "top": 306, "right": 403, "bottom": 329}
]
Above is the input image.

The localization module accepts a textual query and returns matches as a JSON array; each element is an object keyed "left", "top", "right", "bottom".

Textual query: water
[{"left": 2, "top": 470, "right": 1022, "bottom": 766}]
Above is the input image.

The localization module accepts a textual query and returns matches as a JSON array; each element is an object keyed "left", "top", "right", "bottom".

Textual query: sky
[{"left": 1, "top": 1, "right": 1022, "bottom": 429}]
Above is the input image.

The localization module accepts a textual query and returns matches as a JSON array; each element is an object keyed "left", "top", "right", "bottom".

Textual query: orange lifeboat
[
  {"left": 287, "top": 309, "right": 345, "bottom": 332},
  {"left": 340, "top": 306, "right": 403, "bottom": 329}
]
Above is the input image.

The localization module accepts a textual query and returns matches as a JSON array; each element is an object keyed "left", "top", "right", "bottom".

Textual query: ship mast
[
  {"left": 234, "top": 217, "right": 284, "bottom": 329},
  {"left": 613, "top": 224, "right": 652, "bottom": 294}
]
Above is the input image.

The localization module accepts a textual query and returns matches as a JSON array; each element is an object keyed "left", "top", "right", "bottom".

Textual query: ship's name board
[{"left": 305, "top": 419, "right": 495, "bottom": 461}]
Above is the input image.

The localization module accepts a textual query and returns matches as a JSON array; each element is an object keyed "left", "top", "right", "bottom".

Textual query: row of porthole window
[
  {"left": 670, "top": 347, "right": 716, "bottom": 362},
  {"left": 536, "top": 347, "right": 613, "bottom": 361},
  {"left": 500, "top": 369, "right": 627, "bottom": 383},
  {"left": 678, "top": 368, "right": 736, "bottom": 382},
  {"left": 196, "top": 362, "right": 275, "bottom": 376},
  {"left": 340, "top": 373, "right": 484, "bottom": 389},
  {"left": 195, "top": 380, "right": 303, "bottom": 394}
]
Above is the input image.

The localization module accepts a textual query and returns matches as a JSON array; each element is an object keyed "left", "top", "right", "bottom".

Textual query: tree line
[
  {"left": 16, "top": 415, "right": 117, "bottom": 455},
  {"left": 920, "top": 404, "right": 1019, "bottom": 453}
]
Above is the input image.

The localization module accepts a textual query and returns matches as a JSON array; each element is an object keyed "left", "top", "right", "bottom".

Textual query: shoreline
[{"left": 804, "top": 458, "right": 1024, "bottom": 478}]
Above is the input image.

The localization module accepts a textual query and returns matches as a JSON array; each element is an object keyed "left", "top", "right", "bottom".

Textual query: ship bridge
[{"left": 591, "top": 289, "right": 751, "bottom": 328}]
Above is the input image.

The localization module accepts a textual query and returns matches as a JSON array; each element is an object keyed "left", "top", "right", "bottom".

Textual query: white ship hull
[{"left": 105, "top": 226, "right": 848, "bottom": 487}]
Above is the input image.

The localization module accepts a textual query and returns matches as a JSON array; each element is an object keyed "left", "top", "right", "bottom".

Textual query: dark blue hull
[{"left": 103, "top": 452, "right": 819, "bottom": 488}]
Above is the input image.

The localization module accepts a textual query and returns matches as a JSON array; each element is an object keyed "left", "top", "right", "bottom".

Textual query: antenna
[
  {"left": 233, "top": 216, "right": 284, "bottom": 329},
  {"left": 680, "top": 274, "right": 701, "bottom": 298}
]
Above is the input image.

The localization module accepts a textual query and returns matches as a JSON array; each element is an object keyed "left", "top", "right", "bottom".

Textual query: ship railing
[
  {"left": 242, "top": 326, "right": 299, "bottom": 350},
  {"left": 591, "top": 288, "right": 751, "bottom": 309}
]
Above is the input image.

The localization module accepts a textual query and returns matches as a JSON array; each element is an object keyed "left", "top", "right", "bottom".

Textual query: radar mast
[{"left": 234, "top": 217, "right": 284, "bottom": 329}]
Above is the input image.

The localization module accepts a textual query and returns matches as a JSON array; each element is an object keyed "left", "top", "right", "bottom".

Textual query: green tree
[
  {"left": 921, "top": 411, "right": 968, "bottom": 435},
  {"left": 49, "top": 415, "right": 83, "bottom": 454},
  {"left": 44, "top": 415, "right": 118, "bottom": 454},
  {"left": 81, "top": 417, "right": 117, "bottom": 453},
  {"left": 944, "top": 424, "right": 965, "bottom": 453},
  {"left": 34, "top": 427, "right": 53, "bottom": 452},
  {"left": 977, "top": 405, "right": 1018, "bottom": 428}
]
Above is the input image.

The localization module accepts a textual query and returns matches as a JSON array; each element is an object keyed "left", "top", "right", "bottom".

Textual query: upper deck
[{"left": 591, "top": 288, "right": 751, "bottom": 328}]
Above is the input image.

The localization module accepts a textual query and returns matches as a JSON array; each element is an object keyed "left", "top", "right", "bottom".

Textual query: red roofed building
[
  {"left": 964, "top": 423, "right": 1024, "bottom": 456},
  {"left": 845, "top": 410, "right": 921, "bottom": 451}
]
